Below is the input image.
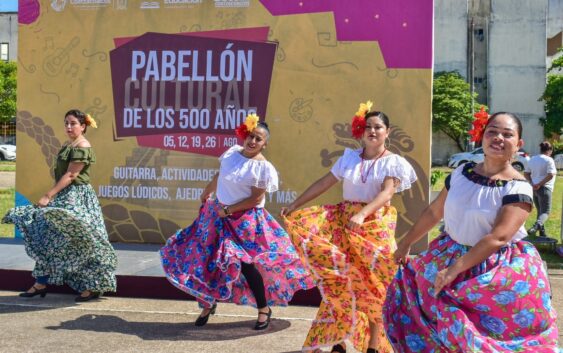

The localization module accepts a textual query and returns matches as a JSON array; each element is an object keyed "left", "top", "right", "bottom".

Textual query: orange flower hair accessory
[
  {"left": 84, "top": 114, "right": 98, "bottom": 129},
  {"left": 235, "top": 113, "right": 259, "bottom": 140},
  {"left": 468, "top": 106, "right": 489, "bottom": 143},
  {"left": 351, "top": 100, "right": 373, "bottom": 139}
]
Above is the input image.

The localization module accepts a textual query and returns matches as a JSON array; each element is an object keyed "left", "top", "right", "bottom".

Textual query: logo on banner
[
  {"left": 109, "top": 31, "right": 276, "bottom": 156},
  {"left": 164, "top": 0, "right": 202, "bottom": 4},
  {"left": 51, "top": 0, "right": 67, "bottom": 11},
  {"left": 140, "top": 1, "right": 160, "bottom": 9},
  {"left": 71, "top": 0, "right": 110, "bottom": 4},
  {"left": 115, "top": 0, "right": 127, "bottom": 10},
  {"left": 70, "top": 0, "right": 111, "bottom": 8},
  {"left": 214, "top": 0, "right": 250, "bottom": 8}
]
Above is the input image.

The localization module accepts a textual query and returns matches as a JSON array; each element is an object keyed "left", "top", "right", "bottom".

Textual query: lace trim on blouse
[
  {"left": 461, "top": 162, "right": 526, "bottom": 187},
  {"left": 220, "top": 145, "right": 279, "bottom": 193},
  {"left": 336, "top": 149, "right": 417, "bottom": 193}
]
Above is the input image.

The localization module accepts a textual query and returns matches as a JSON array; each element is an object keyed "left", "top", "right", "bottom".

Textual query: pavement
[
  {"left": 0, "top": 291, "right": 318, "bottom": 353},
  {"left": 1, "top": 171, "right": 561, "bottom": 352},
  {"left": 0, "top": 171, "right": 14, "bottom": 189},
  {"left": 1, "top": 271, "right": 562, "bottom": 353}
]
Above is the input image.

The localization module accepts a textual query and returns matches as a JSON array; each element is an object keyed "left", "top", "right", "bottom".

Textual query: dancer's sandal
[
  {"left": 253, "top": 307, "right": 272, "bottom": 330},
  {"left": 194, "top": 303, "right": 217, "bottom": 326},
  {"left": 19, "top": 285, "right": 47, "bottom": 298},
  {"left": 75, "top": 291, "right": 100, "bottom": 302}
]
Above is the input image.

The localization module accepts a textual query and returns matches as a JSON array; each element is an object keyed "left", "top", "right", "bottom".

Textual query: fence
[{"left": 0, "top": 120, "right": 15, "bottom": 145}]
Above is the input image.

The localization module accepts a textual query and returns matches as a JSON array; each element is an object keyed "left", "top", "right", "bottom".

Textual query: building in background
[
  {"left": 1, "top": 0, "right": 560, "bottom": 163},
  {"left": 548, "top": 0, "right": 563, "bottom": 71},
  {"left": 0, "top": 0, "right": 17, "bottom": 62},
  {"left": 433, "top": 0, "right": 562, "bottom": 165}
]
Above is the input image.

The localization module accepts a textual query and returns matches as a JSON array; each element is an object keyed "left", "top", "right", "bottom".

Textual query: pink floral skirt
[
  {"left": 383, "top": 233, "right": 559, "bottom": 352},
  {"left": 160, "top": 199, "right": 315, "bottom": 308}
]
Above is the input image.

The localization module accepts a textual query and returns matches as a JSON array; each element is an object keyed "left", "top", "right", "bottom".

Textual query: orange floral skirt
[{"left": 284, "top": 202, "right": 398, "bottom": 353}]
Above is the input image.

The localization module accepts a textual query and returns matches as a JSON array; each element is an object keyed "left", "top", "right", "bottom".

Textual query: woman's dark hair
[
  {"left": 485, "top": 112, "right": 522, "bottom": 139},
  {"left": 539, "top": 141, "right": 553, "bottom": 153},
  {"left": 365, "top": 111, "right": 390, "bottom": 129},
  {"left": 256, "top": 121, "right": 270, "bottom": 139},
  {"left": 65, "top": 109, "right": 88, "bottom": 133}
]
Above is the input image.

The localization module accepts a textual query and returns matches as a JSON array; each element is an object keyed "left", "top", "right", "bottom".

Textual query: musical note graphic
[{"left": 42, "top": 37, "right": 80, "bottom": 77}]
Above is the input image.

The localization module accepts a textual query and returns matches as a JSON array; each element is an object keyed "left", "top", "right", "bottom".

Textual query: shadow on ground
[
  {"left": 46, "top": 314, "right": 292, "bottom": 341},
  {"left": 0, "top": 295, "right": 87, "bottom": 314},
  {"left": 0, "top": 304, "right": 64, "bottom": 315}
]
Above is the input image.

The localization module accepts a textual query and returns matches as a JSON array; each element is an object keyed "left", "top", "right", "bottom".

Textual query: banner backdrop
[{"left": 17, "top": 0, "right": 433, "bottom": 251}]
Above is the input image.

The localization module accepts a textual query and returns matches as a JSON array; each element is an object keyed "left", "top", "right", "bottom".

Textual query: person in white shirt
[
  {"left": 281, "top": 101, "right": 417, "bottom": 353},
  {"left": 525, "top": 141, "right": 557, "bottom": 237},
  {"left": 385, "top": 112, "right": 559, "bottom": 352},
  {"left": 160, "top": 114, "right": 314, "bottom": 331}
]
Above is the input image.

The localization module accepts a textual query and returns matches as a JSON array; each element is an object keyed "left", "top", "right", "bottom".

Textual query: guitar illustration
[{"left": 43, "top": 37, "right": 80, "bottom": 77}]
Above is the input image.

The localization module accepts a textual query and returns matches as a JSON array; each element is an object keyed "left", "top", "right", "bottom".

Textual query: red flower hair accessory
[
  {"left": 468, "top": 106, "right": 489, "bottom": 143},
  {"left": 351, "top": 100, "right": 373, "bottom": 139},
  {"left": 235, "top": 113, "right": 259, "bottom": 140}
]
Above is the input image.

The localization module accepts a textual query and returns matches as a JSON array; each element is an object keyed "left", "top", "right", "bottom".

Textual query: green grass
[
  {"left": 524, "top": 172, "right": 562, "bottom": 242},
  {"left": 0, "top": 187, "right": 14, "bottom": 237},
  {"left": 429, "top": 168, "right": 563, "bottom": 267},
  {"left": 0, "top": 161, "right": 15, "bottom": 172},
  {"left": 431, "top": 167, "right": 451, "bottom": 192}
]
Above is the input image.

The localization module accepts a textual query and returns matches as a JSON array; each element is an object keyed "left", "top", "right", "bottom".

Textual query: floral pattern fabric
[
  {"left": 2, "top": 184, "right": 117, "bottom": 293},
  {"left": 383, "top": 233, "right": 559, "bottom": 353},
  {"left": 160, "top": 198, "right": 315, "bottom": 308},
  {"left": 284, "top": 202, "right": 398, "bottom": 353}
]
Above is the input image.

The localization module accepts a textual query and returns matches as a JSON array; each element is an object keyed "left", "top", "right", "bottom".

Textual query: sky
[{"left": 0, "top": 0, "right": 17, "bottom": 12}]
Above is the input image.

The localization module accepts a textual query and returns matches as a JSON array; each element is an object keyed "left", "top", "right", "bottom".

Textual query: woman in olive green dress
[{"left": 3, "top": 109, "right": 117, "bottom": 301}]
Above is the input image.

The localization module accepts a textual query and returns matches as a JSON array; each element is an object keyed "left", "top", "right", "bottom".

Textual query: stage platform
[{"left": 0, "top": 238, "right": 320, "bottom": 305}]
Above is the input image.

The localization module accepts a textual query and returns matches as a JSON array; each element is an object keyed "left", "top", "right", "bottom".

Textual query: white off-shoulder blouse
[
  {"left": 444, "top": 162, "right": 533, "bottom": 246},
  {"left": 330, "top": 148, "right": 417, "bottom": 203},
  {"left": 215, "top": 145, "right": 279, "bottom": 208}
]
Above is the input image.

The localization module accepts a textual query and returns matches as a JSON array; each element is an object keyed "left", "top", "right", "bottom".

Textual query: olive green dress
[{"left": 3, "top": 145, "right": 117, "bottom": 293}]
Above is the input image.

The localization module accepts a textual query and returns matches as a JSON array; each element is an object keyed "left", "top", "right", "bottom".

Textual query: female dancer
[
  {"left": 282, "top": 101, "right": 417, "bottom": 353},
  {"left": 160, "top": 114, "right": 314, "bottom": 330},
  {"left": 385, "top": 112, "right": 559, "bottom": 352},
  {"left": 4, "top": 109, "right": 117, "bottom": 301}
]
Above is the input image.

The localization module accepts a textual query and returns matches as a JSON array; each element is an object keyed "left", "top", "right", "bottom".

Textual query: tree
[
  {"left": 540, "top": 47, "right": 563, "bottom": 138},
  {"left": 432, "top": 71, "right": 484, "bottom": 151},
  {"left": 0, "top": 61, "right": 16, "bottom": 123}
]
